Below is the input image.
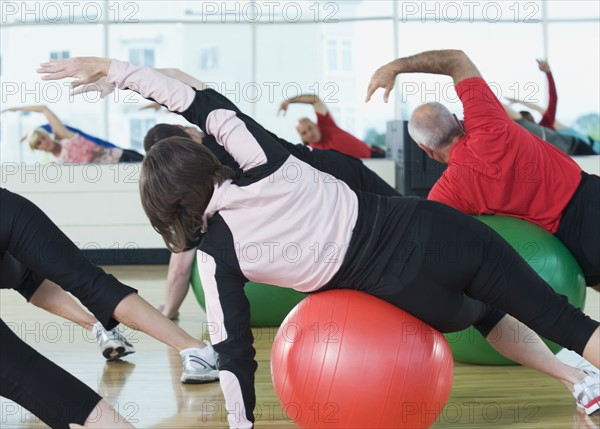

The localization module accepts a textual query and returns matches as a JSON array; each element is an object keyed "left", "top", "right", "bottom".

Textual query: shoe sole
[
  {"left": 103, "top": 346, "right": 135, "bottom": 361},
  {"left": 584, "top": 401, "right": 600, "bottom": 416},
  {"left": 578, "top": 397, "right": 600, "bottom": 415},
  {"left": 180, "top": 370, "right": 220, "bottom": 384}
]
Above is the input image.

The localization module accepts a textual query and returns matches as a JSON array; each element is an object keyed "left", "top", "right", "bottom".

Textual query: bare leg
[
  {"left": 592, "top": 285, "right": 600, "bottom": 293},
  {"left": 28, "top": 270, "right": 206, "bottom": 354},
  {"left": 113, "top": 294, "right": 205, "bottom": 351},
  {"left": 486, "top": 315, "right": 589, "bottom": 391},
  {"left": 69, "top": 399, "right": 134, "bottom": 428},
  {"left": 29, "top": 280, "right": 97, "bottom": 332},
  {"left": 583, "top": 327, "right": 600, "bottom": 368}
]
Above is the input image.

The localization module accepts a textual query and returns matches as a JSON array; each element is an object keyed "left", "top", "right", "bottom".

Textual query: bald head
[
  {"left": 408, "top": 102, "right": 464, "bottom": 150},
  {"left": 296, "top": 117, "right": 321, "bottom": 145}
]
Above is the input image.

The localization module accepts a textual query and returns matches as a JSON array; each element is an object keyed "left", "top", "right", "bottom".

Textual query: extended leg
[{"left": 0, "top": 189, "right": 207, "bottom": 354}]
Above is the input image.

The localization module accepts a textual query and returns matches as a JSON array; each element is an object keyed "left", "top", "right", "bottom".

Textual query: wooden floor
[{"left": 1, "top": 265, "right": 598, "bottom": 429}]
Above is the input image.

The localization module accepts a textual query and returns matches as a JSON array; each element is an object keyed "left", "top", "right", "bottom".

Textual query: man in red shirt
[
  {"left": 278, "top": 94, "right": 384, "bottom": 159},
  {"left": 366, "top": 49, "right": 599, "bottom": 290}
]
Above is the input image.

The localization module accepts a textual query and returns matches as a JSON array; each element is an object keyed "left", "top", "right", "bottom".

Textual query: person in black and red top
[
  {"left": 504, "top": 59, "right": 599, "bottom": 155},
  {"left": 507, "top": 59, "right": 558, "bottom": 129},
  {"left": 43, "top": 55, "right": 600, "bottom": 427},
  {"left": 278, "top": 94, "right": 385, "bottom": 158}
]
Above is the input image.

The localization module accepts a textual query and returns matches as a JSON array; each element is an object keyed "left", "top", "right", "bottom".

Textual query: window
[
  {"left": 49, "top": 50, "right": 70, "bottom": 59},
  {"left": 328, "top": 106, "right": 342, "bottom": 126},
  {"left": 326, "top": 39, "right": 338, "bottom": 71},
  {"left": 396, "top": 22, "right": 543, "bottom": 116},
  {"left": 341, "top": 40, "right": 352, "bottom": 72},
  {"left": 130, "top": 118, "right": 156, "bottom": 151},
  {"left": 547, "top": 1, "right": 598, "bottom": 20},
  {"left": 326, "top": 107, "right": 356, "bottom": 135},
  {"left": 200, "top": 46, "right": 219, "bottom": 70},
  {"left": 325, "top": 38, "right": 353, "bottom": 73},
  {"left": 129, "top": 48, "right": 155, "bottom": 67},
  {"left": 547, "top": 22, "right": 599, "bottom": 125}
]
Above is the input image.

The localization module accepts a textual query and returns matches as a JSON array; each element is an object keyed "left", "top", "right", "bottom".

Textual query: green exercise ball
[
  {"left": 446, "top": 216, "right": 587, "bottom": 365},
  {"left": 190, "top": 257, "right": 306, "bottom": 327}
]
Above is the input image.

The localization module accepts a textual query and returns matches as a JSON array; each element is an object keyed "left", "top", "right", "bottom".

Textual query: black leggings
[
  {"left": 324, "top": 195, "right": 599, "bottom": 355},
  {"left": 0, "top": 251, "right": 45, "bottom": 300},
  {"left": 0, "top": 319, "right": 101, "bottom": 429},
  {"left": 0, "top": 188, "right": 136, "bottom": 329},
  {"left": 119, "top": 149, "right": 144, "bottom": 163},
  {"left": 0, "top": 188, "right": 136, "bottom": 427},
  {"left": 556, "top": 172, "right": 600, "bottom": 286}
]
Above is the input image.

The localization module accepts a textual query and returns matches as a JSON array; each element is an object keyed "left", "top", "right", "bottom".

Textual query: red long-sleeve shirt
[
  {"left": 309, "top": 113, "right": 372, "bottom": 159},
  {"left": 539, "top": 71, "right": 557, "bottom": 129},
  {"left": 428, "top": 77, "right": 581, "bottom": 234}
]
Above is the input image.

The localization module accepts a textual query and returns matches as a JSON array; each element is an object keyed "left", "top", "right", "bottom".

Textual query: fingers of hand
[
  {"left": 366, "top": 77, "right": 391, "bottom": 103},
  {"left": 38, "top": 59, "right": 91, "bottom": 81},
  {"left": 384, "top": 86, "right": 392, "bottom": 103},
  {"left": 365, "top": 82, "right": 376, "bottom": 102},
  {"left": 37, "top": 59, "right": 66, "bottom": 72},
  {"left": 37, "top": 60, "right": 69, "bottom": 77}
]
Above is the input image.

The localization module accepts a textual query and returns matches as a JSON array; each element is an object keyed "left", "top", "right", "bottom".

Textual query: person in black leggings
[
  {"left": 0, "top": 250, "right": 135, "bottom": 361},
  {"left": 41, "top": 56, "right": 600, "bottom": 427},
  {"left": 0, "top": 188, "right": 213, "bottom": 428},
  {"left": 143, "top": 123, "right": 400, "bottom": 320},
  {"left": 0, "top": 319, "right": 127, "bottom": 429}
]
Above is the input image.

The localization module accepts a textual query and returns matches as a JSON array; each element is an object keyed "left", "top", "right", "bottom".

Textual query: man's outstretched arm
[
  {"left": 278, "top": 94, "right": 328, "bottom": 116},
  {"left": 366, "top": 49, "right": 482, "bottom": 102}
]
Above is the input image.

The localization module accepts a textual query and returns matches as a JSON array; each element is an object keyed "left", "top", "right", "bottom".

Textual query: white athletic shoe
[
  {"left": 180, "top": 340, "right": 219, "bottom": 384},
  {"left": 94, "top": 324, "right": 135, "bottom": 361},
  {"left": 574, "top": 370, "right": 600, "bottom": 415}
]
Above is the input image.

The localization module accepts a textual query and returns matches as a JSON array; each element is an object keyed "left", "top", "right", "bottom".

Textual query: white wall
[
  {"left": 1, "top": 163, "right": 163, "bottom": 250},
  {"left": 0, "top": 160, "right": 397, "bottom": 250},
  {"left": 573, "top": 156, "right": 600, "bottom": 175},
  {"left": 2, "top": 156, "right": 597, "bottom": 251}
]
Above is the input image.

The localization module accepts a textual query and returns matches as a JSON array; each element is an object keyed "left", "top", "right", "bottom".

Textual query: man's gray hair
[{"left": 408, "top": 102, "right": 463, "bottom": 150}]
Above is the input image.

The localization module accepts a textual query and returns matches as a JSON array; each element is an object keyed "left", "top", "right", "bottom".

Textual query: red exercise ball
[{"left": 271, "top": 290, "right": 454, "bottom": 429}]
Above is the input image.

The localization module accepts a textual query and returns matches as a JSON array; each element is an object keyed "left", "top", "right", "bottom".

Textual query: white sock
[{"left": 92, "top": 321, "right": 104, "bottom": 338}]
